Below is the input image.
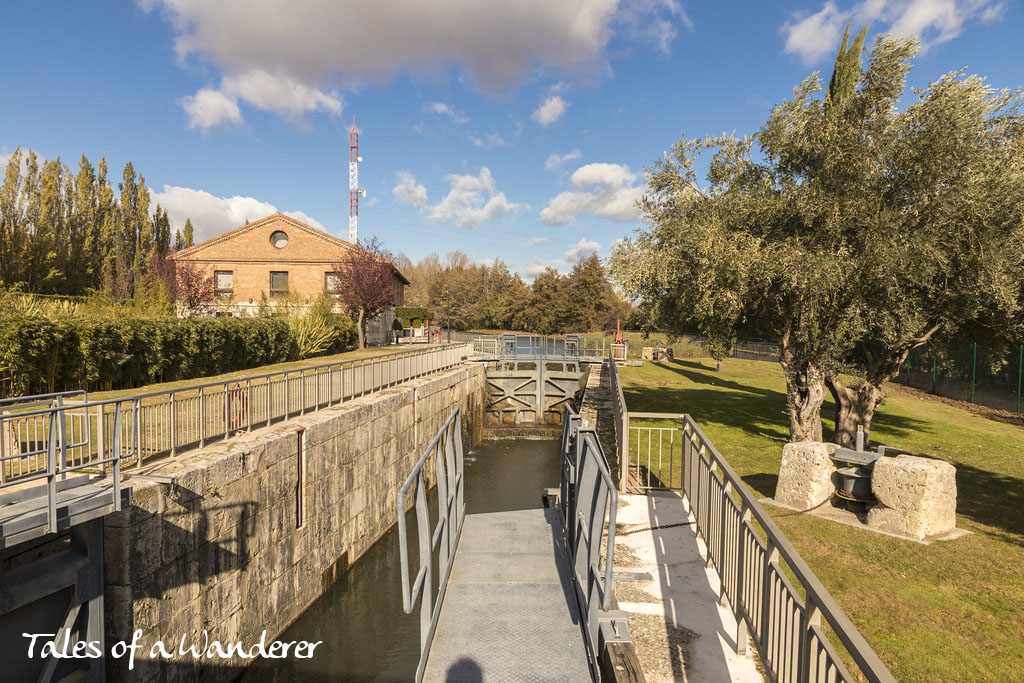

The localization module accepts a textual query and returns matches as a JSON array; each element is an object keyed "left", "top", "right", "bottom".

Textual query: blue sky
[{"left": 2, "top": 1, "right": 1021, "bottom": 279}]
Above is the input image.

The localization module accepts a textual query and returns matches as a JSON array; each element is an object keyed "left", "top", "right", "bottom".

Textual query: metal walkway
[
  {"left": 397, "top": 406, "right": 631, "bottom": 682},
  {"left": 423, "top": 507, "right": 590, "bottom": 681}
]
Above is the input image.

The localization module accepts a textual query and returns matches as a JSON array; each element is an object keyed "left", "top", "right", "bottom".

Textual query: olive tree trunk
[
  {"left": 826, "top": 329, "right": 937, "bottom": 446},
  {"left": 826, "top": 378, "right": 883, "bottom": 448},
  {"left": 779, "top": 340, "right": 825, "bottom": 442}
]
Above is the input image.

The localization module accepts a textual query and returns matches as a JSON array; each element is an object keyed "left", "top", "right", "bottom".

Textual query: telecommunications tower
[{"left": 348, "top": 123, "right": 365, "bottom": 244}]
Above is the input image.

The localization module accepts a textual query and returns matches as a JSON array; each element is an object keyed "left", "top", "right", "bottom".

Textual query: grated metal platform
[{"left": 422, "top": 507, "right": 592, "bottom": 682}]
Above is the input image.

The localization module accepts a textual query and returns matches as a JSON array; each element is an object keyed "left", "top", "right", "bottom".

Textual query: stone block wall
[
  {"left": 774, "top": 441, "right": 838, "bottom": 510},
  {"left": 867, "top": 455, "right": 957, "bottom": 540},
  {"left": 103, "top": 364, "right": 485, "bottom": 682}
]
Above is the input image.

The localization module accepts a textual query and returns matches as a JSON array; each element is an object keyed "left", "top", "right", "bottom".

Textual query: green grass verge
[{"left": 618, "top": 357, "right": 1024, "bottom": 681}]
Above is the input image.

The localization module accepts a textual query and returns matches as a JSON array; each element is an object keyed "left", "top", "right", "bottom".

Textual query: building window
[
  {"left": 325, "top": 272, "right": 343, "bottom": 296},
  {"left": 270, "top": 271, "right": 289, "bottom": 298},
  {"left": 214, "top": 270, "right": 233, "bottom": 297},
  {"left": 270, "top": 230, "right": 289, "bottom": 249}
]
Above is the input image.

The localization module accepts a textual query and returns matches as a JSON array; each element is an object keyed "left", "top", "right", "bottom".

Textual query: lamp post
[{"left": 446, "top": 289, "right": 451, "bottom": 343}]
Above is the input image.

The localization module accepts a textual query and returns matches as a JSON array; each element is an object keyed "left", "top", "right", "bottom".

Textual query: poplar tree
[{"left": 182, "top": 218, "right": 194, "bottom": 248}]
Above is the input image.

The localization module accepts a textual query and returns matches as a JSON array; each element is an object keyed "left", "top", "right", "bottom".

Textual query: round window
[{"left": 270, "top": 230, "right": 288, "bottom": 248}]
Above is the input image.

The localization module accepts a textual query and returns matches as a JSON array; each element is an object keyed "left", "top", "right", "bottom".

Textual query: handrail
[
  {"left": 1, "top": 343, "right": 472, "bottom": 488},
  {"left": 606, "top": 350, "right": 895, "bottom": 683},
  {"left": 559, "top": 405, "right": 628, "bottom": 678},
  {"left": 396, "top": 406, "right": 465, "bottom": 683},
  {"left": 471, "top": 334, "right": 625, "bottom": 360},
  {"left": 0, "top": 389, "right": 87, "bottom": 408}
]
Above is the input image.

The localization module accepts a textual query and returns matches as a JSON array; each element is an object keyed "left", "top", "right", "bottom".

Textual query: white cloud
[
  {"left": 179, "top": 71, "right": 341, "bottom": 131},
  {"left": 782, "top": 2, "right": 848, "bottom": 64},
  {"left": 546, "top": 149, "right": 583, "bottom": 171},
  {"left": 424, "top": 102, "right": 468, "bottom": 125},
  {"left": 178, "top": 88, "right": 244, "bottom": 130},
  {"left": 782, "top": 0, "right": 1004, "bottom": 65},
  {"left": 521, "top": 257, "right": 553, "bottom": 280},
  {"left": 540, "top": 162, "right": 645, "bottom": 225},
  {"left": 980, "top": 2, "right": 1005, "bottom": 21},
  {"left": 616, "top": 0, "right": 692, "bottom": 53},
  {"left": 392, "top": 171, "right": 429, "bottom": 209},
  {"left": 145, "top": 0, "right": 688, "bottom": 100},
  {"left": 365, "top": 196, "right": 379, "bottom": 208},
  {"left": 564, "top": 238, "right": 601, "bottom": 263},
  {"left": 224, "top": 70, "right": 342, "bottom": 119},
  {"left": 532, "top": 95, "right": 568, "bottom": 126},
  {"left": 520, "top": 236, "right": 549, "bottom": 246},
  {"left": 469, "top": 131, "right": 508, "bottom": 147},
  {"left": 151, "top": 185, "right": 325, "bottom": 243},
  {"left": 282, "top": 210, "right": 327, "bottom": 230},
  {"left": 427, "top": 167, "right": 522, "bottom": 228}
]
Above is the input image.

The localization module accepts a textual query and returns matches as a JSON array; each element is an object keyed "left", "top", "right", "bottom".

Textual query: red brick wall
[{"left": 173, "top": 215, "right": 405, "bottom": 306}]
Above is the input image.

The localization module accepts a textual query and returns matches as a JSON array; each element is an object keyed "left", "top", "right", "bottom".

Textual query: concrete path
[
  {"left": 423, "top": 507, "right": 592, "bottom": 682},
  {"left": 613, "top": 492, "right": 763, "bottom": 683}
]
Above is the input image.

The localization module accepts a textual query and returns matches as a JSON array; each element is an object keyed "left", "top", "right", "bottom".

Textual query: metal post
[
  {"left": 971, "top": 342, "right": 977, "bottom": 404},
  {"left": 134, "top": 398, "right": 142, "bottom": 464},
  {"left": 199, "top": 386, "right": 206, "bottom": 447},
  {"left": 96, "top": 404, "right": 105, "bottom": 466},
  {"left": 170, "top": 392, "right": 177, "bottom": 456},
  {"left": 446, "top": 289, "right": 451, "bottom": 344},
  {"left": 266, "top": 377, "right": 272, "bottom": 425},
  {"left": 56, "top": 395, "right": 68, "bottom": 479}
]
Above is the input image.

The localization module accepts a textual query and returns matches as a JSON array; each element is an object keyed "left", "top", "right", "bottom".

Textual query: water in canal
[{"left": 240, "top": 436, "right": 562, "bottom": 682}]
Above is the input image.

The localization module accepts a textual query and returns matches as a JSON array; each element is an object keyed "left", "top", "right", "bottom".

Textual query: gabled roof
[{"left": 169, "top": 213, "right": 410, "bottom": 284}]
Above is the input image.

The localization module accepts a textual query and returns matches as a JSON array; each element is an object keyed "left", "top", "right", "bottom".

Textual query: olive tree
[{"left": 612, "top": 31, "right": 1024, "bottom": 444}]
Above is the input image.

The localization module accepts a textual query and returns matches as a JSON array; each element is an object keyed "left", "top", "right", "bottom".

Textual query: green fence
[{"left": 905, "top": 342, "right": 1024, "bottom": 415}]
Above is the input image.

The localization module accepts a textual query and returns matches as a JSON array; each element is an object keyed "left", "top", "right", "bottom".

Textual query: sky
[{"left": 2, "top": 0, "right": 1021, "bottom": 280}]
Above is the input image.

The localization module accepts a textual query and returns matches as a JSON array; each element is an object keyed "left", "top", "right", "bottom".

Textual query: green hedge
[
  {"left": 395, "top": 306, "right": 435, "bottom": 327},
  {"left": 0, "top": 314, "right": 354, "bottom": 396}
]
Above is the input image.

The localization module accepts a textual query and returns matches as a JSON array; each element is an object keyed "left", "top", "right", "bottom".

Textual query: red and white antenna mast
[{"left": 348, "top": 122, "right": 364, "bottom": 244}]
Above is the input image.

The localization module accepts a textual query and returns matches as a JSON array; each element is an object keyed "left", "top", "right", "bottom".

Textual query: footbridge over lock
[
  {"left": 396, "top": 404, "right": 639, "bottom": 682},
  {"left": 471, "top": 334, "right": 628, "bottom": 426}
]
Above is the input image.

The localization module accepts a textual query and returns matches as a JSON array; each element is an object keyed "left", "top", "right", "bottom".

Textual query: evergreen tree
[{"left": 182, "top": 218, "right": 194, "bottom": 248}]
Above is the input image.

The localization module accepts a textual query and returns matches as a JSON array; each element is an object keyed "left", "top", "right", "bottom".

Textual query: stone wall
[
  {"left": 868, "top": 455, "right": 957, "bottom": 540},
  {"left": 103, "top": 364, "right": 485, "bottom": 682},
  {"left": 774, "top": 442, "right": 838, "bottom": 510}
]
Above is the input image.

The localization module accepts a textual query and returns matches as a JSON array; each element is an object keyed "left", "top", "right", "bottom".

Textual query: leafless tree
[
  {"left": 172, "top": 259, "right": 215, "bottom": 318},
  {"left": 330, "top": 235, "right": 399, "bottom": 348}
]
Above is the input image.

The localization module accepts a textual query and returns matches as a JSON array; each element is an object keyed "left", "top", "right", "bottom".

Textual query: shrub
[{"left": 0, "top": 311, "right": 355, "bottom": 397}]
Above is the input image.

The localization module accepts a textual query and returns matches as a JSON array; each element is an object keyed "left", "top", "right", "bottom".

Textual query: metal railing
[
  {"left": 607, "top": 350, "right": 895, "bottom": 683},
  {"left": 0, "top": 396, "right": 132, "bottom": 536},
  {"left": 471, "top": 333, "right": 627, "bottom": 360},
  {"left": 396, "top": 406, "right": 466, "bottom": 683},
  {"left": 1, "top": 344, "right": 471, "bottom": 485},
  {"left": 559, "top": 404, "right": 630, "bottom": 679},
  {"left": 608, "top": 353, "right": 630, "bottom": 490}
]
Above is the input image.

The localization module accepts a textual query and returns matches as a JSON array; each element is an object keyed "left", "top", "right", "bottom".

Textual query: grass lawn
[{"left": 618, "top": 357, "right": 1024, "bottom": 681}]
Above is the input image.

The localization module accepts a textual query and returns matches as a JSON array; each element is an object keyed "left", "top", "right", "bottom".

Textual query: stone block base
[
  {"left": 642, "top": 347, "right": 673, "bottom": 361},
  {"left": 775, "top": 442, "right": 838, "bottom": 510},
  {"left": 867, "top": 455, "right": 957, "bottom": 540}
]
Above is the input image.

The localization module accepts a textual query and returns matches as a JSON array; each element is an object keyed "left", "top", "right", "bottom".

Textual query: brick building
[{"left": 170, "top": 213, "right": 408, "bottom": 343}]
